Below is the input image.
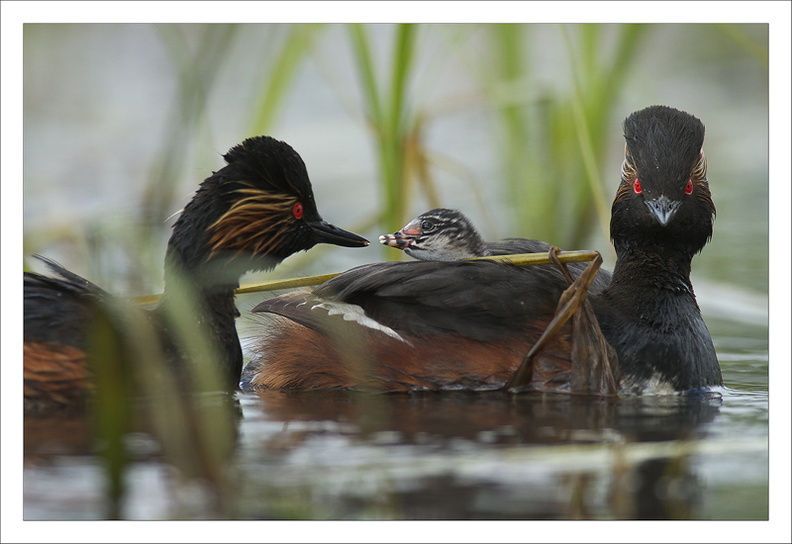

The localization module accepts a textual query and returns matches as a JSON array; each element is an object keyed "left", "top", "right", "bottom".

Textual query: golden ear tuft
[
  {"left": 691, "top": 149, "right": 708, "bottom": 182},
  {"left": 207, "top": 184, "right": 297, "bottom": 259}
]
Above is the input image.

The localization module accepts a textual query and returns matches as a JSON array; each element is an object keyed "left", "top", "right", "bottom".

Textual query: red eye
[
  {"left": 633, "top": 178, "right": 642, "bottom": 194},
  {"left": 292, "top": 202, "right": 304, "bottom": 219},
  {"left": 685, "top": 179, "right": 694, "bottom": 195}
]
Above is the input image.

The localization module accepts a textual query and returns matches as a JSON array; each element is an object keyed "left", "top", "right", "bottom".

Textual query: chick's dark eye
[
  {"left": 292, "top": 202, "right": 304, "bottom": 219},
  {"left": 421, "top": 220, "right": 435, "bottom": 232}
]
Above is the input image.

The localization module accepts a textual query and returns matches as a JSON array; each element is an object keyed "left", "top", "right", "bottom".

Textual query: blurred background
[{"left": 23, "top": 23, "right": 768, "bottom": 324}]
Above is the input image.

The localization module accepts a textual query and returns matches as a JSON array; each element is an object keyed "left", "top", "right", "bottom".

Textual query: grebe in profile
[{"left": 24, "top": 136, "right": 369, "bottom": 412}]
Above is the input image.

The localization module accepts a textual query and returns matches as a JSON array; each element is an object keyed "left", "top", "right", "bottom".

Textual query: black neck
[
  {"left": 595, "top": 244, "right": 721, "bottom": 391},
  {"left": 157, "top": 260, "right": 243, "bottom": 390},
  {"left": 609, "top": 246, "right": 694, "bottom": 297},
  {"left": 155, "top": 181, "right": 282, "bottom": 389}
]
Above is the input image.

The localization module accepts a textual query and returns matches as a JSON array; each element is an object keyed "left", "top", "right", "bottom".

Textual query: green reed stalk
[
  {"left": 88, "top": 25, "right": 246, "bottom": 517},
  {"left": 483, "top": 24, "right": 646, "bottom": 249},
  {"left": 348, "top": 24, "right": 417, "bottom": 233},
  {"left": 145, "top": 25, "right": 238, "bottom": 224},
  {"left": 249, "top": 24, "right": 324, "bottom": 133},
  {"left": 561, "top": 24, "right": 646, "bottom": 246},
  {"left": 88, "top": 301, "right": 136, "bottom": 519},
  {"left": 718, "top": 24, "right": 769, "bottom": 68},
  {"left": 487, "top": 25, "right": 562, "bottom": 244}
]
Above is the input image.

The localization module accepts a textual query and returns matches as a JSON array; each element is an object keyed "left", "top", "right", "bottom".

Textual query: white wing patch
[{"left": 310, "top": 301, "right": 411, "bottom": 345}]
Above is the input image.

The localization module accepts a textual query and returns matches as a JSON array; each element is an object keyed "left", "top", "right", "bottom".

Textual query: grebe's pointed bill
[
  {"left": 309, "top": 219, "right": 369, "bottom": 248},
  {"left": 645, "top": 195, "right": 681, "bottom": 226}
]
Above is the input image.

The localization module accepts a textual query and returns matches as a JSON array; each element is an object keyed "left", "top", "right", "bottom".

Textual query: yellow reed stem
[{"left": 130, "top": 250, "right": 601, "bottom": 305}]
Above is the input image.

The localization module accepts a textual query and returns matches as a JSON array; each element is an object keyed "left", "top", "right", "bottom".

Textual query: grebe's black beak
[
  {"left": 309, "top": 220, "right": 369, "bottom": 248},
  {"left": 645, "top": 195, "right": 681, "bottom": 227}
]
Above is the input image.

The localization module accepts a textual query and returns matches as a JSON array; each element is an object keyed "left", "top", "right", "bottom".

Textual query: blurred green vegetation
[
  {"left": 23, "top": 23, "right": 769, "bottom": 274},
  {"left": 478, "top": 24, "right": 647, "bottom": 246},
  {"left": 129, "top": 23, "right": 767, "bottom": 259}
]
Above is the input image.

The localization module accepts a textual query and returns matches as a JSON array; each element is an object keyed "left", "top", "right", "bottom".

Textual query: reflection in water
[
  {"left": 247, "top": 389, "right": 723, "bottom": 444},
  {"left": 233, "top": 390, "right": 724, "bottom": 520},
  {"left": 24, "top": 388, "right": 764, "bottom": 520},
  {"left": 24, "top": 391, "right": 244, "bottom": 520}
]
